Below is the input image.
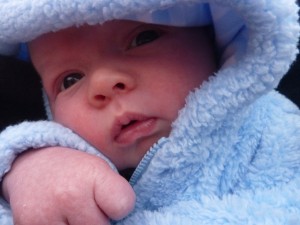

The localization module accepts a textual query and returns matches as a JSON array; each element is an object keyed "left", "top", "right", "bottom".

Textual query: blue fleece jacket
[{"left": 0, "top": 0, "right": 300, "bottom": 224}]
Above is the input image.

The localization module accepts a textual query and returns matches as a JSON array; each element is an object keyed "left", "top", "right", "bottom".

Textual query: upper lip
[{"left": 111, "top": 112, "right": 152, "bottom": 141}]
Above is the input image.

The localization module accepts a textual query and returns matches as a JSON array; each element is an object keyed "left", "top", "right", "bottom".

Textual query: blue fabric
[
  {"left": 0, "top": 1, "right": 243, "bottom": 68},
  {"left": 0, "top": 0, "right": 300, "bottom": 224},
  {"left": 123, "top": 91, "right": 300, "bottom": 224}
]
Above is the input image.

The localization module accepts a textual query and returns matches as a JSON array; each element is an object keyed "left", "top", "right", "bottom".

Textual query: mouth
[
  {"left": 121, "top": 120, "right": 138, "bottom": 130},
  {"left": 113, "top": 113, "right": 157, "bottom": 145}
]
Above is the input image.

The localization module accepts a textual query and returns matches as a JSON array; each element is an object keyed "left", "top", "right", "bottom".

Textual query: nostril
[
  {"left": 95, "top": 95, "right": 106, "bottom": 101},
  {"left": 115, "top": 82, "right": 125, "bottom": 90}
]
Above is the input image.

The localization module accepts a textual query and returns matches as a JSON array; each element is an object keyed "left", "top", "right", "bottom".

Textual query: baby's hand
[{"left": 2, "top": 147, "right": 135, "bottom": 225}]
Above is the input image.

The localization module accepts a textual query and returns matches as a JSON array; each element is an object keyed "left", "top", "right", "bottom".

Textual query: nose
[{"left": 87, "top": 70, "right": 136, "bottom": 108}]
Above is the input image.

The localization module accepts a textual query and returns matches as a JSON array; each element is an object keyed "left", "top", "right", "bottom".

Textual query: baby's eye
[
  {"left": 130, "top": 30, "right": 161, "bottom": 48},
  {"left": 61, "top": 72, "right": 83, "bottom": 91}
]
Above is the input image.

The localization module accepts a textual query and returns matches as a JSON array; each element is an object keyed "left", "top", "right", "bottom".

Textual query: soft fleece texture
[{"left": 0, "top": 0, "right": 300, "bottom": 224}]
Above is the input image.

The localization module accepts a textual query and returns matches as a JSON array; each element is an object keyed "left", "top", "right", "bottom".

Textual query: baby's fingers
[
  {"left": 64, "top": 205, "right": 110, "bottom": 225},
  {"left": 93, "top": 166, "right": 136, "bottom": 220}
]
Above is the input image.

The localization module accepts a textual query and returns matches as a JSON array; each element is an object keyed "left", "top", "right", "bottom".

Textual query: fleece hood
[
  {"left": 1, "top": 1, "right": 300, "bottom": 225},
  {"left": 0, "top": 0, "right": 299, "bottom": 125}
]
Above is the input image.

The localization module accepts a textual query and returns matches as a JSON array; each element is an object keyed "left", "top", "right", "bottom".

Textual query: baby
[
  {"left": 3, "top": 20, "right": 216, "bottom": 224},
  {"left": 0, "top": 0, "right": 300, "bottom": 224}
]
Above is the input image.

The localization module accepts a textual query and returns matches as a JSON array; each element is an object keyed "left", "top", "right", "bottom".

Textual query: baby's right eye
[{"left": 60, "top": 72, "right": 83, "bottom": 91}]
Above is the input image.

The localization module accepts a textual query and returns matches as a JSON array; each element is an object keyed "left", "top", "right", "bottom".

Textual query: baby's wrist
[
  {"left": 1, "top": 149, "right": 38, "bottom": 202},
  {"left": 1, "top": 174, "right": 10, "bottom": 202}
]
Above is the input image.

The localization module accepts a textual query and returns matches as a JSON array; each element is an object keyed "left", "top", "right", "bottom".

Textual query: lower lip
[{"left": 115, "top": 118, "right": 157, "bottom": 145}]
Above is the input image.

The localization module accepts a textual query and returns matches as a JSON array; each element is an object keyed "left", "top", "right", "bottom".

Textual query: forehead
[
  {"left": 28, "top": 20, "right": 140, "bottom": 73},
  {"left": 29, "top": 20, "right": 137, "bottom": 53}
]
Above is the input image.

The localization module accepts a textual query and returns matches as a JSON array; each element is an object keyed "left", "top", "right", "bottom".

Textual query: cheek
[
  {"left": 157, "top": 56, "right": 212, "bottom": 103},
  {"left": 53, "top": 104, "right": 107, "bottom": 152},
  {"left": 53, "top": 101, "right": 82, "bottom": 128},
  {"left": 174, "top": 48, "right": 216, "bottom": 98},
  {"left": 52, "top": 97, "right": 110, "bottom": 147},
  {"left": 154, "top": 50, "right": 215, "bottom": 121},
  {"left": 52, "top": 96, "right": 91, "bottom": 133}
]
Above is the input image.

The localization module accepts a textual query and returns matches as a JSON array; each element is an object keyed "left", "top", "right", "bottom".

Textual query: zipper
[{"left": 129, "top": 137, "right": 168, "bottom": 186}]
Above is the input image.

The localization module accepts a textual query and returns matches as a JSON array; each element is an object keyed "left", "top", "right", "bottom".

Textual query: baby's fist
[{"left": 2, "top": 147, "right": 135, "bottom": 225}]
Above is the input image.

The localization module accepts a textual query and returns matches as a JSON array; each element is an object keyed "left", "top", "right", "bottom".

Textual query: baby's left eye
[{"left": 130, "top": 30, "right": 161, "bottom": 48}]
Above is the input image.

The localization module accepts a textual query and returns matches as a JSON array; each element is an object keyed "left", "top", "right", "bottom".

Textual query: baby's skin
[{"left": 2, "top": 147, "right": 135, "bottom": 225}]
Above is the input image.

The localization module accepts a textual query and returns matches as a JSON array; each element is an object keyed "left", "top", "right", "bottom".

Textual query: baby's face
[{"left": 29, "top": 20, "right": 216, "bottom": 170}]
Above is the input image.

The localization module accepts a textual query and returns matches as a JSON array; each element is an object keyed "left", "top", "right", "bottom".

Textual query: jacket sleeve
[{"left": 0, "top": 120, "right": 115, "bottom": 224}]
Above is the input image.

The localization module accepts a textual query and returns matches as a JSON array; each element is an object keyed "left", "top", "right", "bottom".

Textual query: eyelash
[
  {"left": 60, "top": 72, "right": 84, "bottom": 91},
  {"left": 128, "top": 29, "right": 162, "bottom": 49}
]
